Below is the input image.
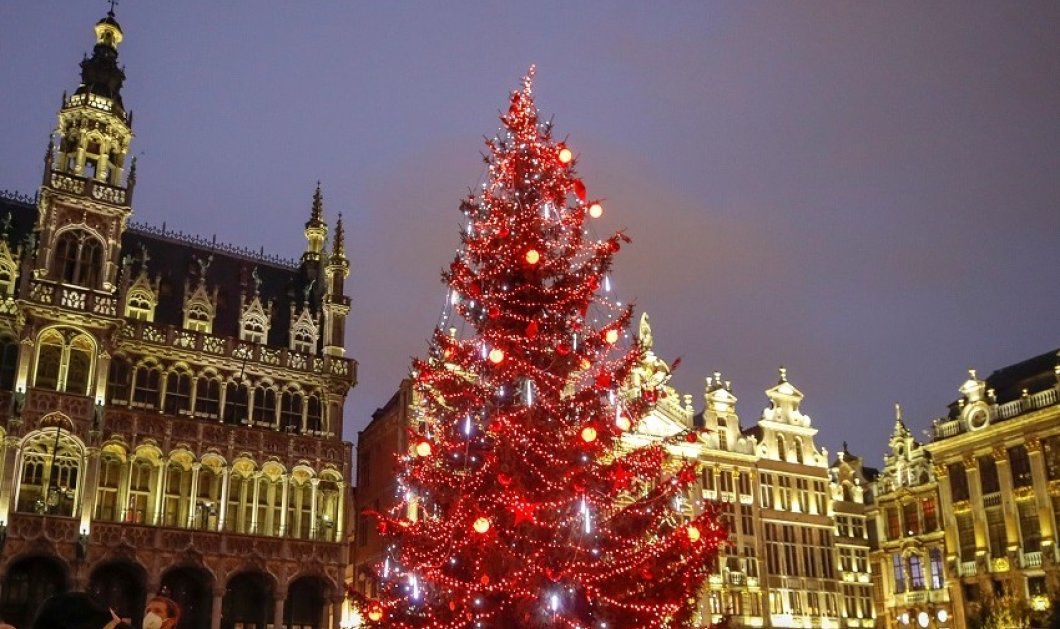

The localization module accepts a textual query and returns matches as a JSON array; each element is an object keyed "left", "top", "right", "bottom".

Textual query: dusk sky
[{"left": 2, "top": 2, "right": 1057, "bottom": 465}]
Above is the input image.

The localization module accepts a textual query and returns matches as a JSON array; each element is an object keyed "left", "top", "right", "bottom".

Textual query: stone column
[
  {"left": 264, "top": 477, "right": 277, "bottom": 536},
  {"left": 153, "top": 456, "right": 169, "bottom": 526},
  {"left": 278, "top": 474, "right": 289, "bottom": 536},
  {"left": 309, "top": 478, "right": 320, "bottom": 539},
  {"left": 185, "top": 462, "right": 201, "bottom": 528},
  {"left": 250, "top": 473, "right": 262, "bottom": 534},
  {"left": 93, "top": 352, "right": 111, "bottom": 403},
  {"left": 217, "top": 467, "right": 230, "bottom": 531},
  {"left": 963, "top": 456, "right": 988, "bottom": 557},
  {"left": 78, "top": 445, "right": 102, "bottom": 527},
  {"left": 117, "top": 458, "right": 132, "bottom": 522},
  {"left": 334, "top": 481, "right": 345, "bottom": 542},
  {"left": 934, "top": 465, "right": 960, "bottom": 565},
  {"left": 210, "top": 590, "right": 223, "bottom": 629},
  {"left": 993, "top": 446, "right": 1021, "bottom": 553},
  {"left": 331, "top": 598, "right": 343, "bottom": 629},
  {"left": 273, "top": 593, "right": 285, "bottom": 629},
  {"left": 1027, "top": 438, "right": 1054, "bottom": 548}
]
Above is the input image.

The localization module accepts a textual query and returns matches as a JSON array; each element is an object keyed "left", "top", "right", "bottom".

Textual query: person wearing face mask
[{"left": 142, "top": 597, "right": 179, "bottom": 629}]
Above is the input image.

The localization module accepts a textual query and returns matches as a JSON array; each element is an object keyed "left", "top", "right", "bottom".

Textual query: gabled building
[
  {"left": 866, "top": 408, "right": 950, "bottom": 629},
  {"left": 0, "top": 11, "right": 356, "bottom": 629}
]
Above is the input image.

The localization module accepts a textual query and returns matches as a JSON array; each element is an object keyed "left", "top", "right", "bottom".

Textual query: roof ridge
[{"left": 126, "top": 220, "right": 299, "bottom": 271}]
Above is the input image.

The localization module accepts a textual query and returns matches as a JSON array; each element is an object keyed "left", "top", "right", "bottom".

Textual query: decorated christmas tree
[{"left": 361, "top": 69, "right": 725, "bottom": 628}]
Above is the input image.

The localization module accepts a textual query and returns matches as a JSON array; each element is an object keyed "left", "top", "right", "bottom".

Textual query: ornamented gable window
[
  {"left": 183, "top": 255, "right": 217, "bottom": 334},
  {"left": 289, "top": 305, "right": 320, "bottom": 354},
  {"left": 239, "top": 293, "right": 272, "bottom": 345},
  {"left": 53, "top": 228, "right": 104, "bottom": 289}
]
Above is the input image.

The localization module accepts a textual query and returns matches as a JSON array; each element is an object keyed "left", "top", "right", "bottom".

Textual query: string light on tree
[{"left": 355, "top": 67, "right": 723, "bottom": 629}]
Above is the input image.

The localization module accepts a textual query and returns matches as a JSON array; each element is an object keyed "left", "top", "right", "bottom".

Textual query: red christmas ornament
[
  {"left": 588, "top": 276, "right": 599, "bottom": 291},
  {"left": 556, "top": 343, "right": 571, "bottom": 356},
  {"left": 684, "top": 432, "right": 698, "bottom": 444},
  {"left": 642, "top": 388, "right": 657, "bottom": 402},
  {"left": 609, "top": 239, "right": 621, "bottom": 253},
  {"left": 497, "top": 472, "right": 513, "bottom": 487},
  {"left": 488, "top": 305, "right": 500, "bottom": 319},
  {"left": 525, "top": 320, "right": 539, "bottom": 339},
  {"left": 596, "top": 372, "right": 612, "bottom": 389},
  {"left": 572, "top": 477, "right": 587, "bottom": 492},
  {"left": 468, "top": 281, "right": 482, "bottom": 297},
  {"left": 498, "top": 225, "right": 510, "bottom": 238},
  {"left": 574, "top": 180, "right": 587, "bottom": 200},
  {"left": 640, "top": 567, "right": 654, "bottom": 581}
]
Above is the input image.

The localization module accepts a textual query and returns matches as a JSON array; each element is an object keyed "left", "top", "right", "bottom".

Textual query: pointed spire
[
  {"left": 331, "top": 212, "right": 347, "bottom": 262},
  {"left": 308, "top": 181, "right": 325, "bottom": 228},
  {"left": 778, "top": 366, "right": 788, "bottom": 384}
]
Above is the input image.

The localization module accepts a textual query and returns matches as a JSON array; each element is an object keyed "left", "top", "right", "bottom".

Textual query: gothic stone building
[{"left": 0, "top": 11, "right": 356, "bottom": 629}]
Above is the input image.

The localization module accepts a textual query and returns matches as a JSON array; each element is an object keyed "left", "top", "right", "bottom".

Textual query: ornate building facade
[
  {"left": 869, "top": 350, "right": 1060, "bottom": 629},
  {"left": 350, "top": 314, "right": 877, "bottom": 628},
  {"left": 866, "top": 409, "right": 951, "bottom": 629},
  {"left": 0, "top": 11, "right": 356, "bottom": 629}
]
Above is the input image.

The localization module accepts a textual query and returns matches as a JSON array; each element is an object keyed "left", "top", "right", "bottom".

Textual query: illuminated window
[
  {"left": 892, "top": 553, "right": 906, "bottom": 593},
  {"left": 125, "top": 291, "right": 155, "bottom": 321},
  {"left": 929, "top": 548, "right": 944, "bottom": 589},
  {"left": 194, "top": 377, "right": 221, "bottom": 418},
  {"left": 163, "top": 371, "right": 192, "bottom": 415},
  {"left": 132, "top": 366, "right": 161, "bottom": 409},
  {"left": 53, "top": 229, "right": 103, "bottom": 289},
  {"left": 909, "top": 554, "right": 925, "bottom": 590},
  {"left": 280, "top": 390, "right": 303, "bottom": 432},
  {"left": 32, "top": 328, "right": 95, "bottom": 395}
]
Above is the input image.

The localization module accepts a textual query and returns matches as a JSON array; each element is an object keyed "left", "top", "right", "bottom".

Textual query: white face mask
[{"left": 143, "top": 612, "right": 164, "bottom": 629}]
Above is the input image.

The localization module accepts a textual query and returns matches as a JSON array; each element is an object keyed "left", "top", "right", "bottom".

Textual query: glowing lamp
[
  {"left": 604, "top": 329, "right": 619, "bottom": 345},
  {"left": 488, "top": 348, "right": 505, "bottom": 364},
  {"left": 473, "top": 517, "right": 491, "bottom": 534},
  {"left": 581, "top": 426, "right": 598, "bottom": 443},
  {"left": 415, "top": 440, "right": 432, "bottom": 457},
  {"left": 917, "top": 612, "right": 929, "bottom": 628},
  {"left": 588, "top": 203, "right": 603, "bottom": 218},
  {"left": 687, "top": 525, "right": 701, "bottom": 542},
  {"left": 937, "top": 610, "right": 949, "bottom": 623},
  {"left": 616, "top": 415, "right": 632, "bottom": 432},
  {"left": 558, "top": 146, "right": 573, "bottom": 164},
  {"left": 579, "top": 358, "right": 591, "bottom": 370},
  {"left": 525, "top": 249, "right": 541, "bottom": 265},
  {"left": 367, "top": 604, "right": 383, "bottom": 622}
]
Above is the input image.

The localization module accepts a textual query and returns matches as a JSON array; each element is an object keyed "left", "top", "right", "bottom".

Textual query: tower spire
[
  {"left": 301, "top": 182, "right": 328, "bottom": 265},
  {"left": 331, "top": 212, "right": 347, "bottom": 262}
]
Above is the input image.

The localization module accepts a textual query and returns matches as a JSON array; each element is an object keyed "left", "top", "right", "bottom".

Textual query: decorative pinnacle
[
  {"left": 778, "top": 366, "right": 787, "bottom": 384},
  {"left": 309, "top": 181, "right": 324, "bottom": 226},
  {"left": 331, "top": 212, "right": 346, "bottom": 260}
]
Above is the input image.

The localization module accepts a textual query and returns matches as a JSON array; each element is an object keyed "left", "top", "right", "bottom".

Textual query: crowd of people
[{"left": 0, "top": 593, "right": 179, "bottom": 629}]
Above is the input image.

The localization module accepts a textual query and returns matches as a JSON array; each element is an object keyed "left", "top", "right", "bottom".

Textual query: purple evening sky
[{"left": 1, "top": 2, "right": 1058, "bottom": 467}]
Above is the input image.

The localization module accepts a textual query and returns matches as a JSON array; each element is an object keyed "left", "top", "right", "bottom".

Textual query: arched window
[
  {"left": 194, "top": 465, "right": 222, "bottom": 530},
  {"left": 162, "top": 461, "right": 192, "bottom": 527},
  {"left": 288, "top": 479, "right": 313, "bottom": 539},
  {"left": 253, "top": 387, "right": 277, "bottom": 426},
  {"left": 126, "top": 458, "right": 154, "bottom": 524},
  {"left": 106, "top": 357, "right": 132, "bottom": 405},
  {"left": 794, "top": 437, "right": 804, "bottom": 464},
  {"left": 95, "top": 454, "right": 123, "bottom": 521},
  {"left": 280, "top": 391, "right": 303, "bottom": 433},
  {"left": 132, "top": 366, "right": 161, "bottom": 409},
  {"left": 225, "top": 472, "right": 252, "bottom": 534},
  {"left": 125, "top": 291, "right": 154, "bottom": 321},
  {"left": 0, "top": 336, "right": 19, "bottom": 390},
  {"left": 223, "top": 382, "right": 249, "bottom": 425},
  {"left": 163, "top": 371, "right": 192, "bottom": 415},
  {"left": 316, "top": 477, "right": 341, "bottom": 541},
  {"left": 186, "top": 305, "right": 210, "bottom": 333},
  {"left": 53, "top": 229, "right": 103, "bottom": 289},
  {"left": 306, "top": 396, "right": 323, "bottom": 433},
  {"left": 33, "top": 328, "right": 95, "bottom": 394},
  {"left": 776, "top": 435, "right": 787, "bottom": 462},
  {"left": 292, "top": 328, "right": 314, "bottom": 354},
  {"left": 16, "top": 428, "right": 83, "bottom": 516},
  {"left": 195, "top": 377, "right": 221, "bottom": 418}
]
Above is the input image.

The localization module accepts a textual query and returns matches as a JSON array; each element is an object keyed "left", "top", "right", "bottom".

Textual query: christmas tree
[{"left": 361, "top": 68, "right": 725, "bottom": 628}]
